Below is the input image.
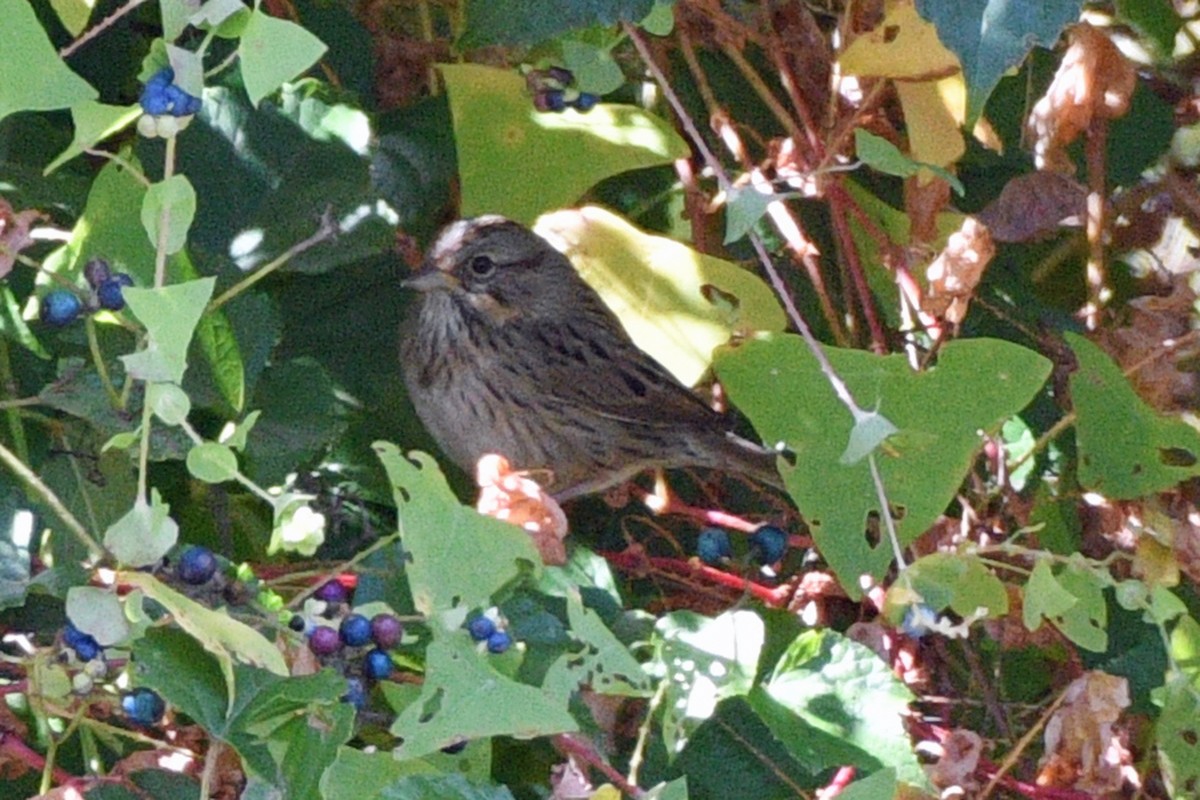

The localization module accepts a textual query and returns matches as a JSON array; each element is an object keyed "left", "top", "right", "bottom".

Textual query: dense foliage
[{"left": 1, "top": 1, "right": 1199, "bottom": 799}]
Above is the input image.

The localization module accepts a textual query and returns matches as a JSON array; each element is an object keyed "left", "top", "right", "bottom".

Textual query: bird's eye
[{"left": 469, "top": 255, "right": 496, "bottom": 278}]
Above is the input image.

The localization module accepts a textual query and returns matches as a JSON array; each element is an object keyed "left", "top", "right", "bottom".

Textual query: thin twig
[
  {"left": 0, "top": 439, "right": 105, "bottom": 561},
  {"left": 59, "top": 0, "right": 149, "bottom": 58},
  {"left": 207, "top": 208, "right": 339, "bottom": 313}
]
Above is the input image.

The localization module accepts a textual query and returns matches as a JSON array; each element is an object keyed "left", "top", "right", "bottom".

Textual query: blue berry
[
  {"left": 342, "top": 677, "right": 366, "bottom": 709},
  {"left": 288, "top": 614, "right": 306, "bottom": 632},
  {"left": 486, "top": 630, "right": 512, "bottom": 654},
  {"left": 572, "top": 92, "right": 599, "bottom": 112},
  {"left": 140, "top": 88, "right": 171, "bottom": 116},
  {"left": 177, "top": 545, "right": 217, "bottom": 585},
  {"left": 40, "top": 290, "right": 83, "bottom": 326},
  {"left": 97, "top": 273, "right": 134, "bottom": 311},
  {"left": 696, "top": 527, "right": 732, "bottom": 565},
  {"left": 339, "top": 614, "right": 372, "bottom": 647},
  {"left": 467, "top": 616, "right": 496, "bottom": 641},
  {"left": 370, "top": 614, "right": 403, "bottom": 648},
  {"left": 178, "top": 92, "right": 202, "bottom": 116},
  {"left": 122, "top": 687, "right": 165, "bottom": 725},
  {"left": 749, "top": 525, "right": 788, "bottom": 565},
  {"left": 64, "top": 622, "right": 101, "bottom": 661},
  {"left": 535, "top": 89, "right": 567, "bottom": 113},
  {"left": 315, "top": 580, "right": 348, "bottom": 604},
  {"left": 363, "top": 648, "right": 394, "bottom": 680},
  {"left": 308, "top": 625, "right": 341, "bottom": 656},
  {"left": 146, "top": 68, "right": 174, "bottom": 89}
]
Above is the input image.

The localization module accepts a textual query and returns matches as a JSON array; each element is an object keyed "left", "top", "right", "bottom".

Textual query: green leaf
[
  {"left": 840, "top": 410, "right": 899, "bottom": 465},
  {"left": 104, "top": 490, "right": 180, "bottom": 568},
  {"left": 133, "top": 627, "right": 353, "bottom": 792},
  {"left": 1068, "top": 332, "right": 1200, "bottom": 498},
  {"left": 886, "top": 552, "right": 1008, "bottom": 623},
  {"left": 560, "top": 38, "right": 625, "bottom": 95},
  {"left": 66, "top": 586, "right": 130, "bottom": 646},
  {"left": 854, "top": 129, "right": 964, "bottom": 195},
  {"left": 148, "top": 382, "right": 192, "bottom": 425},
  {"left": 461, "top": 0, "right": 655, "bottom": 46},
  {"left": 142, "top": 174, "right": 197, "bottom": 255},
  {"left": 763, "top": 630, "right": 925, "bottom": 787},
  {"left": 244, "top": 358, "right": 345, "bottom": 487},
  {"left": 675, "top": 697, "right": 824, "bottom": 797},
  {"left": 535, "top": 206, "right": 786, "bottom": 386},
  {"left": 121, "top": 570, "right": 288, "bottom": 710},
  {"left": 121, "top": 278, "right": 216, "bottom": 384},
  {"left": 1023, "top": 559, "right": 1078, "bottom": 631},
  {"left": 0, "top": 0, "right": 98, "bottom": 124},
  {"left": 1157, "top": 673, "right": 1200, "bottom": 797},
  {"left": 48, "top": 0, "right": 93, "bottom": 36},
  {"left": 376, "top": 775, "right": 516, "bottom": 800},
  {"left": 652, "top": 610, "right": 764, "bottom": 755},
  {"left": 1114, "top": 0, "right": 1181, "bottom": 55},
  {"left": 374, "top": 444, "right": 541, "bottom": 619},
  {"left": 715, "top": 336, "right": 1051, "bottom": 596},
  {"left": 914, "top": 0, "right": 1082, "bottom": 125},
  {"left": 838, "top": 769, "right": 898, "bottom": 800},
  {"left": 44, "top": 102, "right": 141, "bottom": 174},
  {"left": 442, "top": 64, "right": 688, "bottom": 224},
  {"left": 187, "top": 442, "right": 240, "bottom": 484},
  {"left": 723, "top": 185, "right": 796, "bottom": 245},
  {"left": 388, "top": 635, "right": 577, "bottom": 759},
  {"left": 239, "top": 8, "right": 328, "bottom": 107},
  {"left": 542, "top": 591, "right": 652, "bottom": 700},
  {"left": 1052, "top": 564, "right": 1108, "bottom": 652}
]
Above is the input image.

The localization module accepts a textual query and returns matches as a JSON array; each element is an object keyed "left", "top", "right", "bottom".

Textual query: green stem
[
  {"left": 153, "top": 133, "right": 177, "bottom": 288},
  {"left": 0, "top": 439, "right": 104, "bottom": 560},
  {"left": 207, "top": 210, "right": 337, "bottom": 313},
  {"left": 0, "top": 338, "right": 30, "bottom": 464},
  {"left": 85, "top": 316, "right": 124, "bottom": 410}
]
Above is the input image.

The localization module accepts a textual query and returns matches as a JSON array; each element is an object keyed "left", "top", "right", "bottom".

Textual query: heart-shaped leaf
[{"left": 715, "top": 336, "right": 1051, "bottom": 596}]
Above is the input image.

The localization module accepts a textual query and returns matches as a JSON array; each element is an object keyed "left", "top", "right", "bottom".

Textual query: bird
[{"left": 399, "top": 215, "right": 783, "bottom": 502}]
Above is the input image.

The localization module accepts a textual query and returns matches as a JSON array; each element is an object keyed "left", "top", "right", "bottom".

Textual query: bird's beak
[{"left": 401, "top": 268, "right": 458, "bottom": 293}]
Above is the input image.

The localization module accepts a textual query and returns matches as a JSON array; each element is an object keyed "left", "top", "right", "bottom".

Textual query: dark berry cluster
[
  {"left": 139, "top": 68, "right": 201, "bottom": 117},
  {"left": 40, "top": 258, "right": 135, "bottom": 327},
  {"left": 295, "top": 584, "right": 404, "bottom": 709},
  {"left": 525, "top": 66, "right": 600, "bottom": 114},
  {"left": 467, "top": 611, "right": 512, "bottom": 654},
  {"left": 137, "top": 68, "right": 202, "bottom": 138},
  {"left": 693, "top": 524, "right": 789, "bottom": 567}
]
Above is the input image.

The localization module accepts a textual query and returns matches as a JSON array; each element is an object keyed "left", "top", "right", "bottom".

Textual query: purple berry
[
  {"left": 534, "top": 89, "right": 567, "bottom": 113},
  {"left": 370, "top": 614, "right": 403, "bottom": 648},
  {"left": 315, "top": 580, "right": 347, "bottom": 604},
  {"left": 363, "top": 648, "right": 393, "bottom": 680},
  {"left": 467, "top": 616, "right": 496, "bottom": 641},
  {"left": 177, "top": 545, "right": 217, "bottom": 585},
  {"left": 84, "top": 258, "right": 112, "bottom": 289},
  {"left": 486, "top": 630, "right": 512, "bottom": 654},
  {"left": 339, "top": 614, "right": 372, "bottom": 647},
  {"left": 308, "top": 625, "right": 341, "bottom": 656}
]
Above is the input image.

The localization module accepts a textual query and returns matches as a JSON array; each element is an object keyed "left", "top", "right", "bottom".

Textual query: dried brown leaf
[{"left": 1027, "top": 23, "right": 1137, "bottom": 173}]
